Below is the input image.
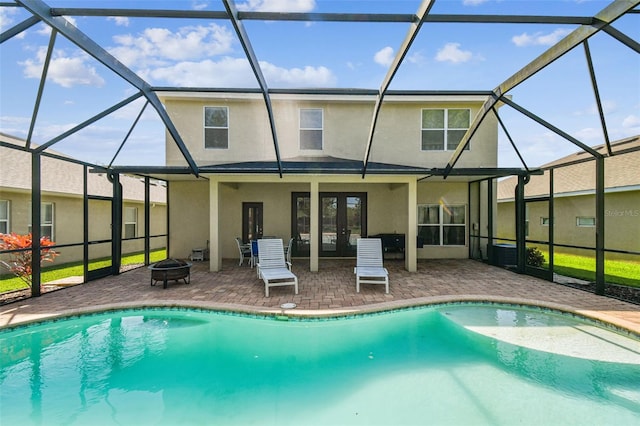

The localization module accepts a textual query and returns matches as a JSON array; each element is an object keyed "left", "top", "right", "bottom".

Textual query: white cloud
[
  {"left": 435, "top": 43, "right": 473, "bottom": 64},
  {"left": 20, "top": 47, "right": 105, "bottom": 88},
  {"left": 192, "top": 1, "right": 209, "bottom": 11},
  {"left": 374, "top": 46, "right": 394, "bottom": 67},
  {"left": 512, "top": 28, "right": 572, "bottom": 47},
  {"left": 236, "top": 0, "right": 316, "bottom": 12},
  {"left": 574, "top": 100, "right": 617, "bottom": 116},
  {"left": 0, "top": 7, "right": 18, "bottom": 29},
  {"left": 407, "top": 51, "right": 425, "bottom": 65},
  {"left": 622, "top": 114, "right": 640, "bottom": 129},
  {"left": 141, "top": 57, "right": 256, "bottom": 86},
  {"left": 574, "top": 127, "right": 602, "bottom": 141},
  {"left": 260, "top": 62, "right": 336, "bottom": 87},
  {"left": 463, "top": 0, "right": 489, "bottom": 5},
  {"left": 107, "top": 16, "right": 130, "bottom": 27},
  {"left": 109, "top": 24, "right": 234, "bottom": 68},
  {"left": 141, "top": 56, "right": 335, "bottom": 88}
]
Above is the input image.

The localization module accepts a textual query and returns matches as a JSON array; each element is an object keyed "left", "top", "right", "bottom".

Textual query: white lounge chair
[
  {"left": 354, "top": 238, "right": 389, "bottom": 293},
  {"left": 257, "top": 239, "right": 298, "bottom": 297}
]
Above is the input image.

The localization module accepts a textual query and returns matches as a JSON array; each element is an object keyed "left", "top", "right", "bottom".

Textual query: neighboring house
[
  {"left": 158, "top": 91, "right": 501, "bottom": 271},
  {"left": 0, "top": 133, "right": 168, "bottom": 265},
  {"left": 497, "top": 135, "right": 640, "bottom": 259}
]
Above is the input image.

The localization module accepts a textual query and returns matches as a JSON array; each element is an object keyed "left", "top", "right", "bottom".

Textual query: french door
[
  {"left": 242, "top": 202, "right": 263, "bottom": 243},
  {"left": 320, "top": 193, "right": 366, "bottom": 257}
]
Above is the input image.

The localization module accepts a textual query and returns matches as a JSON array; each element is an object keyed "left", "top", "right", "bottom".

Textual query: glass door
[
  {"left": 320, "top": 193, "right": 366, "bottom": 257},
  {"left": 242, "top": 202, "right": 263, "bottom": 243},
  {"left": 291, "top": 193, "right": 311, "bottom": 257}
]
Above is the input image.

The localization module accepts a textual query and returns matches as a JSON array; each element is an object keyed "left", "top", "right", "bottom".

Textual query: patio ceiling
[{"left": 1, "top": 0, "right": 638, "bottom": 181}]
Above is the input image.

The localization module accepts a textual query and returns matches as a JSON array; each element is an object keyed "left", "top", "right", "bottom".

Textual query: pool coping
[{"left": 2, "top": 295, "right": 639, "bottom": 339}]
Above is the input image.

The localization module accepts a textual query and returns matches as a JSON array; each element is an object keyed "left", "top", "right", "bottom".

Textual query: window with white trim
[
  {"left": 576, "top": 216, "right": 595, "bottom": 227},
  {"left": 299, "top": 108, "right": 323, "bottom": 150},
  {"left": 418, "top": 204, "right": 466, "bottom": 246},
  {"left": 0, "top": 200, "right": 9, "bottom": 234},
  {"left": 28, "top": 202, "right": 54, "bottom": 240},
  {"left": 204, "top": 106, "right": 229, "bottom": 149},
  {"left": 421, "top": 108, "right": 470, "bottom": 151},
  {"left": 124, "top": 207, "right": 137, "bottom": 239}
]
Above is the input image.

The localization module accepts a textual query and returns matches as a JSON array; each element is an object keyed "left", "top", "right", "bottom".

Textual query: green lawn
[
  {"left": 539, "top": 250, "right": 640, "bottom": 288},
  {"left": 0, "top": 249, "right": 166, "bottom": 293}
]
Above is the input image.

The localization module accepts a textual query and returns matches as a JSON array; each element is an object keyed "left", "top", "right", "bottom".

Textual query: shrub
[
  {"left": 0, "top": 233, "right": 59, "bottom": 287},
  {"left": 526, "top": 247, "right": 545, "bottom": 267}
]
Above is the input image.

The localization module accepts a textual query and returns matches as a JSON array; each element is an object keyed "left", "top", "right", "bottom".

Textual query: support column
[
  {"left": 515, "top": 175, "right": 527, "bottom": 273},
  {"left": 406, "top": 180, "right": 417, "bottom": 272},
  {"left": 31, "top": 152, "right": 41, "bottom": 297},
  {"left": 310, "top": 179, "right": 319, "bottom": 272},
  {"left": 209, "top": 178, "right": 221, "bottom": 271},
  {"left": 595, "top": 157, "right": 605, "bottom": 295}
]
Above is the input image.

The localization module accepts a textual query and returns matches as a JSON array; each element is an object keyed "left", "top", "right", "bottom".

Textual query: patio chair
[
  {"left": 235, "top": 237, "right": 252, "bottom": 266},
  {"left": 284, "top": 237, "right": 294, "bottom": 264},
  {"left": 354, "top": 238, "right": 389, "bottom": 293},
  {"left": 257, "top": 238, "right": 298, "bottom": 297}
]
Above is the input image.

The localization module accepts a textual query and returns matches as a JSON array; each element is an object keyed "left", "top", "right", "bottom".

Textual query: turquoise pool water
[{"left": 1, "top": 304, "right": 639, "bottom": 425}]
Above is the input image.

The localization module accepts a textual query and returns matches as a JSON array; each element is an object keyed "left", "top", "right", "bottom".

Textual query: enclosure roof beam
[
  {"left": 0, "top": 15, "right": 41, "bottom": 43},
  {"left": 222, "top": 0, "right": 283, "bottom": 177},
  {"left": 16, "top": 0, "right": 200, "bottom": 176},
  {"left": 500, "top": 97, "right": 602, "bottom": 158},
  {"left": 50, "top": 7, "right": 596, "bottom": 25},
  {"left": 442, "top": 0, "right": 638, "bottom": 178},
  {"left": 362, "top": 0, "right": 435, "bottom": 178},
  {"left": 35, "top": 93, "right": 144, "bottom": 153}
]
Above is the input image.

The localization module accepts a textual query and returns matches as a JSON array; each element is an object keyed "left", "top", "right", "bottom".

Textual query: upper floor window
[
  {"left": 204, "top": 106, "right": 229, "bottom": 149},
  {"left": 421, "top": 108, "right": 470, "bottom": 151},
  {"left": 0, "top": 200, "right": 9, "bottom": 234},
  {"left": 300, "top": 108, "right": 323, "bottom": 150},
  {"left": 418, "top": 203, "right": 466, "bottom": 246},
  {"left": 28, "top": 202, "right": 55, "bottom": 240},
  {"left": 124, "top": 207, "right": 138, "bottom": 239}
]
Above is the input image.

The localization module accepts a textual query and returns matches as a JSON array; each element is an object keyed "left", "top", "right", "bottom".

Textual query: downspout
[{"left": 108, "top": 171, "right": 122, "bottom": 275}]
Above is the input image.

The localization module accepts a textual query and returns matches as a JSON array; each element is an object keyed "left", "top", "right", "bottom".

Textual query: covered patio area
[{"left": 2, "top": 259, "right": 639, "bottom": 335}]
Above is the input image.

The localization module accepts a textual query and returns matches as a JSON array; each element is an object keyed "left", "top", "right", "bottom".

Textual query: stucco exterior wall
[
  {"left": 169, "top": 180, "right": 210, "bottom": 259},
  {"left": 162, "top": 94, "right": 497, "bottom": 169},
  {"left": 496, "top": 189, "right": 640, "bottom": 258},
  {"left": 171, "top": 178, "right": 479, "bottom": 261},
  {"left": 0, "top": 189, "right": 167, "bottom": 265}
]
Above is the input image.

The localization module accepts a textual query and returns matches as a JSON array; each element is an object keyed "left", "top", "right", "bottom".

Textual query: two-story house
[{"left": 159, "top": 90, "right": 500, "bottom": 272}]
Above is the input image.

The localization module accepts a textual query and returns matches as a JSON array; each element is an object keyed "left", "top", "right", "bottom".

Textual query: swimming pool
[{"left": 1, "top": 303, "right": 639, "bottom": 425}]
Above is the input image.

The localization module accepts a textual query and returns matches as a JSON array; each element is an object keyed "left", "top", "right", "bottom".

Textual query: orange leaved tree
[{"left": 0, "top": 233, "right": 59, "bottom": 287}]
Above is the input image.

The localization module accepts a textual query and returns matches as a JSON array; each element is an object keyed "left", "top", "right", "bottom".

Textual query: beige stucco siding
[
  {"left": 162, "top": 95, "right": 496, "bottom": 169},
  {"left": 497, "top": 189, "right": 640, "bottom": 257},
  {"left": 169, "top": 180, "right": 210, "bottom": 259},
  {"left": 0, "top": 189, "right": 167, "bottom": 264},
  {"left": 371, "top": 102, "right": 498, "bottom": 169},
  {"left": 170, "top": 177, "right": 473, "bottom": 261}
]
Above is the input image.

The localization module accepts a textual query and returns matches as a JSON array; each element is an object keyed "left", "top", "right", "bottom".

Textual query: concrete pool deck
[{"left": 1, "top": 259, "right": 639, "bottom": 336}]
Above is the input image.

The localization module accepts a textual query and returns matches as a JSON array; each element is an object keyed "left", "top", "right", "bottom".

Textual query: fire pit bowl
[{"left": 148, "top": 258, "right": 192, "bottom": 289}]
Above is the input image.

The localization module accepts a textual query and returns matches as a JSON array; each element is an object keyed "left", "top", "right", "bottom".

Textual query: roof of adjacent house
[
  {"left": 497, "top": 135, "right": 640, "bottom": 201},
  {"left": 0, "top": 133, "right": 166, "bottom": 204}
]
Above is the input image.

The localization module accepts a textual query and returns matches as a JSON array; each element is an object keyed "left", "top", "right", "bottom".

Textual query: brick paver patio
[{"left": 1, "top": 259, "right": 639, "bottom": 335}]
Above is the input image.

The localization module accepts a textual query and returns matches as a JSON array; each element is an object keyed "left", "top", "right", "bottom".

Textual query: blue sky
[{"left": 0, "top": 0, "right": 638, "bottom": 168}]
